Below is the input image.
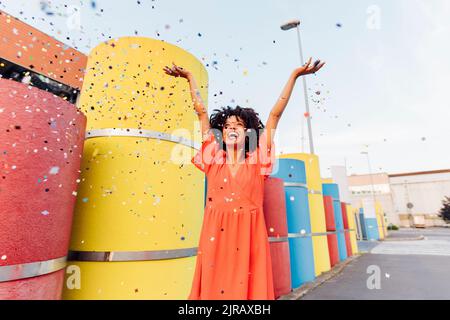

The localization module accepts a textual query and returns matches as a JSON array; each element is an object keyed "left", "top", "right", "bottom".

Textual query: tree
[{"left": 439, "top": 196, "right": 450, "bottom": 222}]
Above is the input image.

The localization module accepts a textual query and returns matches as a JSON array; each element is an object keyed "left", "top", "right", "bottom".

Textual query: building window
[{"left": 0, "top": 57, "right": 79, "bottom": 104}]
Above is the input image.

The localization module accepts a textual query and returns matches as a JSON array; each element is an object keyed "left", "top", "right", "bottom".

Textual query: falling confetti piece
[
  {"left": 49, "top": 166, "right": 60, "bottom": 175},
  {"left": 1, "top": 255, "right": 6, "bottom": 260},
  {"left": 336, "top": 23, "right": 342, "bottom": 28},
  {"left": 41, "top": 210, "right": 50, "bottom": 216}
]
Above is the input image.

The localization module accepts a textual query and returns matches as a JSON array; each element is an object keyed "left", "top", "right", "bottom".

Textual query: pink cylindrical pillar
[
  {"left": 263, "top": 177, "right": 291, "bottom": 299},
  {"left": 0, "top": 79, "right": 86, "bottom": 299}
]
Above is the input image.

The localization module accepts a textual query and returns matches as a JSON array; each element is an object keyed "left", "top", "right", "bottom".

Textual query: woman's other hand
[
  {"left": 163, "top": 62, "right": 191, "bottom": 79},
  {"left": 293, "top": 57, "right": 325, "bottom": 78}
]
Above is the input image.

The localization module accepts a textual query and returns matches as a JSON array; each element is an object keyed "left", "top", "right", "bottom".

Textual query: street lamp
[
  {"left": 280, "top": 19, "right": 315, "bottom": 154},
  {"left": 361, "top": 150, "right": 387, "bottom": 233},
  {"left": 361, "top": 151, "right": 377, "bottom": 203}
]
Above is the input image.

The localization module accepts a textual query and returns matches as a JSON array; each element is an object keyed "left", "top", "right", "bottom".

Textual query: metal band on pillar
[
  {"left": 268, "top": 237, "right": 289, "bottom": 243},
  {"left": 0, "top": 256, "right": 67, "bottom": 282},
  {"left": 85, "top": 128, "right": 201, "bottom": 150},
  {"left": 68, "top": 248, "right": 198, "bottom": 262},
  {"left": 283, "top": 182, "right": 308, "bottom": 188}
]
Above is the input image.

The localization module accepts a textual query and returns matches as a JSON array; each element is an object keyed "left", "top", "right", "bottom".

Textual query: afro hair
[{"left": 209, "top": 105, "right": 265, "bottom": 157}]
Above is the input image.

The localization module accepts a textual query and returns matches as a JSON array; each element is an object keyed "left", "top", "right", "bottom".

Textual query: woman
[{"left": 164, "top": 58, "right": 325, "bottom": 300}]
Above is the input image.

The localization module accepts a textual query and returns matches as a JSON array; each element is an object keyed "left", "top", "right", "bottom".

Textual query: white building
[
  {"left": 389, "top": 169, "right": 450, "bottom": 227},
  {"left": 347, "top": 169, "right": 450, "bottom": 228}
]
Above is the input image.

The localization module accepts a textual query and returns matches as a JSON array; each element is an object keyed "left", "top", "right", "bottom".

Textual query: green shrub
[
  {"left": 439, "top": 196, "right": 450, "bottom": 222},
  {"left": 387, "top": 224, "right": 399, "bottom": 230}
]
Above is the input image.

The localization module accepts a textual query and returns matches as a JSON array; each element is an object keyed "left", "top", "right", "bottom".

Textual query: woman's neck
[{"left": 226, "top": 144, "right": 245, "bottom": 164}]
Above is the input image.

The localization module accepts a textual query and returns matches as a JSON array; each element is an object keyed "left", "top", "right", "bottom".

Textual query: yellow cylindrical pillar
[
  {"left": 375, "top": 202, "right": 386, "bottom": 240},
  {"left": 346, "top": 205, "right": 359, "bottom": 254},
  {"left": 279, "top": 153, "right": 331, "bottom": 276},
  {"left": 63, "top": 37, "right": 208, "bottom": 299}
]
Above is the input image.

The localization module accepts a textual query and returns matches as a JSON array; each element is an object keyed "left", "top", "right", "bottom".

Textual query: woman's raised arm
[
  {"left": 163, "top": 62, "right": 210, "bottom": 136},
  {"left": 265, "top": 58, "right": 326, "bottom": 149}
]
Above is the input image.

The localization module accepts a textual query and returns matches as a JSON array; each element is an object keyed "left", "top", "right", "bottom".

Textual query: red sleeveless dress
[{"left": 188, "top": 129, "right": 276, "bottom": 300}]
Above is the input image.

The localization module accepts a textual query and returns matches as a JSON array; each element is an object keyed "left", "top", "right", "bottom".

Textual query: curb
[
  {"left": 384, "top": 235, "right": 425, "bottom": 242},
  {"left": 277, "top": 254, "right": 362, "bottom": 300}
]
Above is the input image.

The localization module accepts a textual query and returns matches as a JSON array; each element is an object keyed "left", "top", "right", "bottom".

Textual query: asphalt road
[{"left": 301, "top": 228, "right": 450, "bottom": 300}]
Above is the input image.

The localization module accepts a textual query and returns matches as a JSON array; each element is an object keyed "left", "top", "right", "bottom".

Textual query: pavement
[{"left": 297, "top": 228, "right": 450, "bottom": 300}]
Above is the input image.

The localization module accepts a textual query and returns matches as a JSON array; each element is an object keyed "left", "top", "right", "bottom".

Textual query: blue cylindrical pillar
[{"left": 359, "top": 208, "right": 367, "bottom": 240}]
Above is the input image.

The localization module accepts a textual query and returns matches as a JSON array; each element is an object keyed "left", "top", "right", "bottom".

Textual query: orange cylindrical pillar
[{"left": 323, "top": 196, "right": 339, "bottom": 267}]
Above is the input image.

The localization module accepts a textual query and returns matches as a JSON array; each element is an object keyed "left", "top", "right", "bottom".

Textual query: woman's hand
[
  {"left": 163, "top": 62, "right": 191, "bottom": 79},
  {"left": 293, "top": 57, "right": 326, "bottom": 78}
]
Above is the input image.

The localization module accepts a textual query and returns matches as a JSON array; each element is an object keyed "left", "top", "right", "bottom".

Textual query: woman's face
[{"left": 223, "top": 115, "right": 246, "bottom": 147}]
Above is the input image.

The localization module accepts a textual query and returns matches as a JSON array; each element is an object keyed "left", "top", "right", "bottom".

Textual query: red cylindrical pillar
[
  {"left": 263, "top": 177, "right": 291, "bottom": 299},
  {"left": 323, "top": 196, "right": 339, "bottom": 267},
  {"left": 0, "top": 79, "right": 86, "bottom": 299},
  {"left": 341, "top": 202, "right": 353, "bottom": 257}
]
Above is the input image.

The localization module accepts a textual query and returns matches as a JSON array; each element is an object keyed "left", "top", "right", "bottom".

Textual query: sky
[{"left": 1, "top": 0, "right": 449, "bottom": 177}]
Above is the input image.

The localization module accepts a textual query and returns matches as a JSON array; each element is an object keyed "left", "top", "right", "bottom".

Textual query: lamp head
[{"left": 281, "top": 20, "right": 301, "bottom": 30}]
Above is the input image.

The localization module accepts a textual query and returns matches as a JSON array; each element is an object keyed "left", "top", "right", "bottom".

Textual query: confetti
[
  {"left": 49, "top": 166, "right": 60, "bottom": 175},
  {"left": 41, "top": 210, "right": 50, "bottom": 216}
]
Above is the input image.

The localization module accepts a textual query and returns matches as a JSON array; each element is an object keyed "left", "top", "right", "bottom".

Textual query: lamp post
[
  {"left": 361, "top": 151, "right": 376, "bottom": 203},
  {"left": 281, "top": 19, "right": 315, "bottom": 154}
]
